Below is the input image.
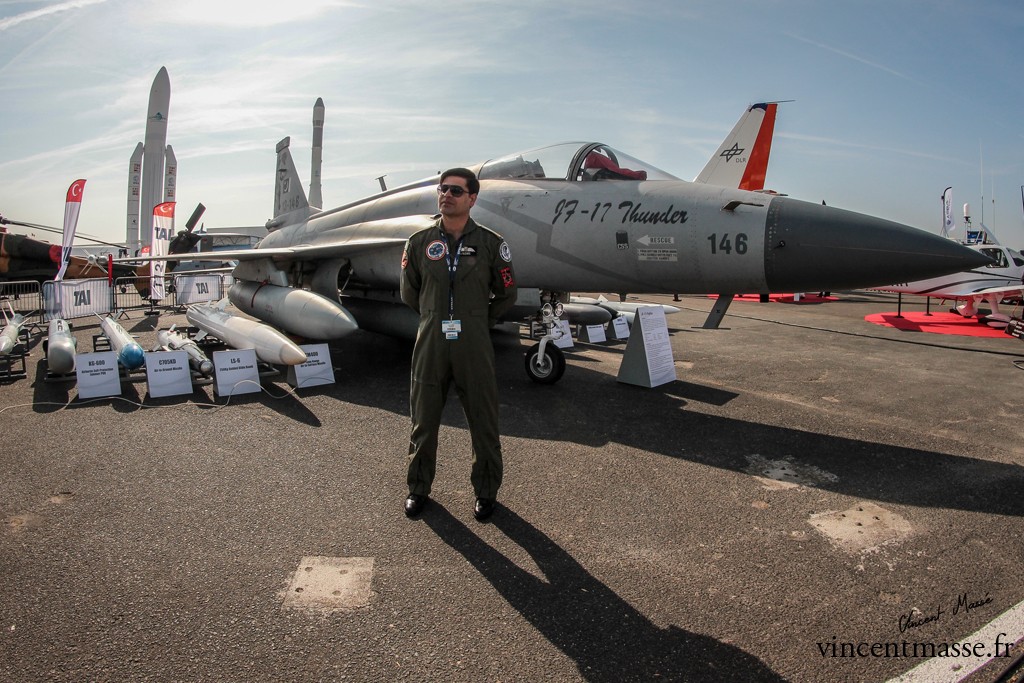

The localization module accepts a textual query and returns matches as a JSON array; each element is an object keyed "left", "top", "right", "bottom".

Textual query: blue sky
[{"left": 1, "top": 0, "right": 1022, "bottom": 249}]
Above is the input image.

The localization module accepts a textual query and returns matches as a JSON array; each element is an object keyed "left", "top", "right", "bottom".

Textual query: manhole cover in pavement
[
  {"left": 809, "top": 502, "right": 914, "bottom": 554},
  {"left": 282, "top": 556, "right": 374, "bottom": 611}
]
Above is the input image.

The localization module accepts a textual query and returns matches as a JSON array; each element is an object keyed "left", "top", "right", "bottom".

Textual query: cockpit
[{"left": 477, "top": 142, "right": 679, "bottom": 183}]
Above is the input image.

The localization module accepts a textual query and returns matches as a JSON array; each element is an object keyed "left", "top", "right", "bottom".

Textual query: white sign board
[
  {"left": 609, "top": 316, "right": 631, "bottom": 340},
  {"left": 581, "top": 323, "right": 607, "bottom": 343},
  {"left": 552, "top": 319, "right": 574, "bottom": 349},
  {"left": 616, "top": 306, "right": 677, "bottom": 388},
  {"left": 75, "top": 351, "right": 121, "bottom": 399},
  {"left": 44, "top": 279, "right": 112, "bottom": 321},
  {"left": 145, "top": 350, "right": 193, "bottom": 398},
  {"left": 174, "top": 275, "right": 221, "bottom": 305},
  {"left": 212, "top": 348, "right": 261, "bottom": 397},
  {"left": 287, "top": 343, "right": 335, "bottom": 388}
]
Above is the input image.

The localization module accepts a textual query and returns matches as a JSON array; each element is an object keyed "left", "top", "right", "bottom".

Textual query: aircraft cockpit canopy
[{"left": 478, "top": 143, "right": 679, "bottom": 183}]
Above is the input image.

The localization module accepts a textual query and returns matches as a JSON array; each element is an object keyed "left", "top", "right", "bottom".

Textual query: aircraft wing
[
  {"left": 116, "top": 236, "right": 409, "bottom": 264},
  {"left": 962, "top": 284, "right": 1024, "bottom": 299}
]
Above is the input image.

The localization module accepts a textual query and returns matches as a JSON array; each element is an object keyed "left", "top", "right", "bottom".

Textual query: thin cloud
[
  {"left": 0, "top": 0, "right": 109, "bottom": 32},
  {"left": 786, "top": 32, "right": 921, "bottom": 85}
]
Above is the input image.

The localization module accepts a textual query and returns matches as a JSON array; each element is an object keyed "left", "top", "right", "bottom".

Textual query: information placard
[
  {"left": 581, "top": 323, "right": 607, "bottom": 343},
  {"left": 616, "top": 306, "right": 677, "bottom": 387},
  {"left": 212, "top": 348, "right": 261, "bottom": 397},
  {"left": 552, "top": 319, "right": 574, "bottom": 349},
  {"left": 609, "top": 316, "right": 631, "bottom": 340},
  {"left": 75, "top": 351, "right": 121, "bottom": 399},
  {"left": 145, "top": 350, "right": 193, "bottom": 398},
  {"left": 287, "top": 343, "right": 335, "bottom": 388}
]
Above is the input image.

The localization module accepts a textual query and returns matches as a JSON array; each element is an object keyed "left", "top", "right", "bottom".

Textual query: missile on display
[
  {"left": 186, "top": 302, "right": 307, "bottom": 366},
  {"left": 44, "top": 318, "right": 78, "bottom": 374},
  {"left": 98, "top": 315, "right": 146, "bottom": 370},
  {"left": 156, "top": 327, "right": 214, "bottom": 377},
  {"left": 570, "top": 296, "right": 681, "bottom": 324},
  {"left": 0, "top": 312, "right": 26, "bottom": 356},
  {"left": 227, "top": 281, "right": 358, "bottom": 340}
]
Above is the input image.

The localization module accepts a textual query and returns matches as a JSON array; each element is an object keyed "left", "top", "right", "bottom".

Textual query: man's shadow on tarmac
[{"left": 424, "top": 501, "right": 788, "bottom": 683}]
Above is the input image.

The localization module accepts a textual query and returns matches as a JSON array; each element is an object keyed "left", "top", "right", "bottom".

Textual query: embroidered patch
[
  {"left": 458, "top": 246, "right": 477, "bottom": 256},
  {"left": 426, "top": 240, "right": 447, "bottom": 260},
  {"left": 500, "top": 266, "right": 515, "bottom": 289},
  {"left": 401, "top": 248, "right": 409, "bottom": 269},
  {"left": 499, "top": 241, "right": 512, "bottom": 262}
]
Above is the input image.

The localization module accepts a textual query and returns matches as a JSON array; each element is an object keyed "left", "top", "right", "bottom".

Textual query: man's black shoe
[
  {"left": 474, "top": 497, "right": 496, "bottom": 521},
  {"left": 405, "top": 494, "right": 428, "bottom": 518}
]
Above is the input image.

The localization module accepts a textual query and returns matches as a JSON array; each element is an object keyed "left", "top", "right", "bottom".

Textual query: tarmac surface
[{"left": 1, "top": 290, "right": 1023, "bottom": 683}]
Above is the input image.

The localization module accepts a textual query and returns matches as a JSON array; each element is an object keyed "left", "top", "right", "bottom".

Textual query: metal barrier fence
[
  {"left": 0, "top": 280, "right": 44, "bottom": 322},
  {"left": 114, "top": 274, "right": 230, "bottom": 315},
  {"left": 12, "top": 273, "right": 234, "bottom": 323}
]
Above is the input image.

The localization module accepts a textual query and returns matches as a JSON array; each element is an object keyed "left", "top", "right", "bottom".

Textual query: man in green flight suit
[{"left": 400, "top": 167, "right": 518, "bottom": 521}]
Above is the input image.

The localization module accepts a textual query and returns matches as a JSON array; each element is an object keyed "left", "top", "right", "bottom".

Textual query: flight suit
[{"left": 400, "top": 216, "right": 518, "bottom": 499}]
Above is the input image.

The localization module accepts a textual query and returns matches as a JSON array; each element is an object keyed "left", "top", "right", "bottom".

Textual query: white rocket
[
  {"left": 309, "top": 97, "right": 324, "bottom": 210},
  {"left": 127, "top": 67, "right": 172, "bottom": 256}
]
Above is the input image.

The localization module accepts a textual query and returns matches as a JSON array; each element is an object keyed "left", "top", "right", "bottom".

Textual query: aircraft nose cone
[
  {"left": 0, "top": 337, "right": 13, "bottom": 355},
  {"left": 763, "top": 197, "right": 992, "bottom": 292}
]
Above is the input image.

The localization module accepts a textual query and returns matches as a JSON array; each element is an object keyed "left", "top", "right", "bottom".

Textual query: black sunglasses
[{"left": 437, "top": 184, "right": 470, "bottom": 197}]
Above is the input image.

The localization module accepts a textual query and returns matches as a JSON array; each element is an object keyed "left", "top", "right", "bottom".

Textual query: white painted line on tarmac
[{"left": 885, "top": 597, "right": 1024, "bottom": 683}]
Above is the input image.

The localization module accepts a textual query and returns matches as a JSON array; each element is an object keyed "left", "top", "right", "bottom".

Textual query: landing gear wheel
[{"left": 525, "top": 343, "right": 565, "bottom": 384}]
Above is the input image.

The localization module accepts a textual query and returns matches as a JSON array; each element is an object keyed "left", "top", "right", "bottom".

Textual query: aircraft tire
[{"left": 525, "top": 343, "right": 565, "bottom": 384}]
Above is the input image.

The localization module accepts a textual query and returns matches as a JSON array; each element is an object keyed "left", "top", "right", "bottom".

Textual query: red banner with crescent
[{"left": 56, "top": 179, "right": 86, "bottom": 281}]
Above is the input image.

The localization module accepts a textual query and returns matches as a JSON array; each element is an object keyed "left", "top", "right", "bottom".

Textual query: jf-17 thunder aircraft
[{"left": 130, "top": 105, "right": 989, "bottom": 384}]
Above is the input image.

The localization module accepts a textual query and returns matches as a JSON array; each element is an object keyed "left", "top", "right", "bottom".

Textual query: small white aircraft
[{"left": 876, "top": 242, "right": 1024, "bottom": 325}]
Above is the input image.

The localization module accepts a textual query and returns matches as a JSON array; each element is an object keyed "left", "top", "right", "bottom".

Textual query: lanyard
[{"left": 442, "top": 228, "right": 465, "bottom": 319}]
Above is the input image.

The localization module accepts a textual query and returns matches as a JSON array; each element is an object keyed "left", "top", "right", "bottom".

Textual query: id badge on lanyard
[{"left": 442, "top": 230, "right": 464, "bottom": 340}]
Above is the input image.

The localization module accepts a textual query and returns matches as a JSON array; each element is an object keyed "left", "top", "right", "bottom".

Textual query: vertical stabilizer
[
  {"left": 694, "top": 102, "right": 780, "bottom": 190},
  {"left": 309, "top": 98, "right": 325, "bottom": 210},
  {"left": 270, "top": 137, "right": 312, "bottom": 230}
]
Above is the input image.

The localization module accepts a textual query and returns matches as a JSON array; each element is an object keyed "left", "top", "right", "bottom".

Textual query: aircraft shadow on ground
[
  {"left": 424, "top": 502, "right": 788, "bottom": 683},
  {"left": 328, "top": 331, "right": 1024, "bottom": 519}
]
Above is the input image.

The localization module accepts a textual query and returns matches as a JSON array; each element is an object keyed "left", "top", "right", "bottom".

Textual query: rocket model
[
  {"left": 127, "top": 67, "right": 172, "bottom": 256},
  {"left": 156, "top": 326, "right": 214, "bottom": 377},
  {"left": 186, "top": 301, "right": 308, "bottom": 366},
  {"left": 309, "top": 97, "right": 324, "bottom": 210},
  {"left": 98, "top": 315, "right": 146, "bottom": 370},
  {"left": 44, "top": 318, "right": 78, "bottom": 374}
]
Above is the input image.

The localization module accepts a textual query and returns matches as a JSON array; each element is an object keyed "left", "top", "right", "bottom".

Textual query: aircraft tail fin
[
  {"left": 269, "top": 137, "right": 313, "bottom": 230},
  {"left": 693, "top": 102, "right": 781, "bottom": 190}
]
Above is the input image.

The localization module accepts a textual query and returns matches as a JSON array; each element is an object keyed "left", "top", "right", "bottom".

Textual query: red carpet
[{"left": 864, "top": 311, "right": 1011, "bottom": 338}]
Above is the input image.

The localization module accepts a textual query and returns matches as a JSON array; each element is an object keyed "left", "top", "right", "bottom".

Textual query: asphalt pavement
[{"left": 1, "top": 291, "right": 1022, "bottom": 682}]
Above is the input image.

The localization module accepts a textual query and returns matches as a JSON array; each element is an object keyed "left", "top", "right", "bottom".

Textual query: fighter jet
[
  {"left": 127, "top": 111, "right": 990, "bottom": 383},
  {"left": 875, "top": 242, "right": 1024, "bottom": 325}
]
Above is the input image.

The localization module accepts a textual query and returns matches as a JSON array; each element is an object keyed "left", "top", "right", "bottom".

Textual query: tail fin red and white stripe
[{"left": 693, "top": 102, "right": 781, "bottom": 191}]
